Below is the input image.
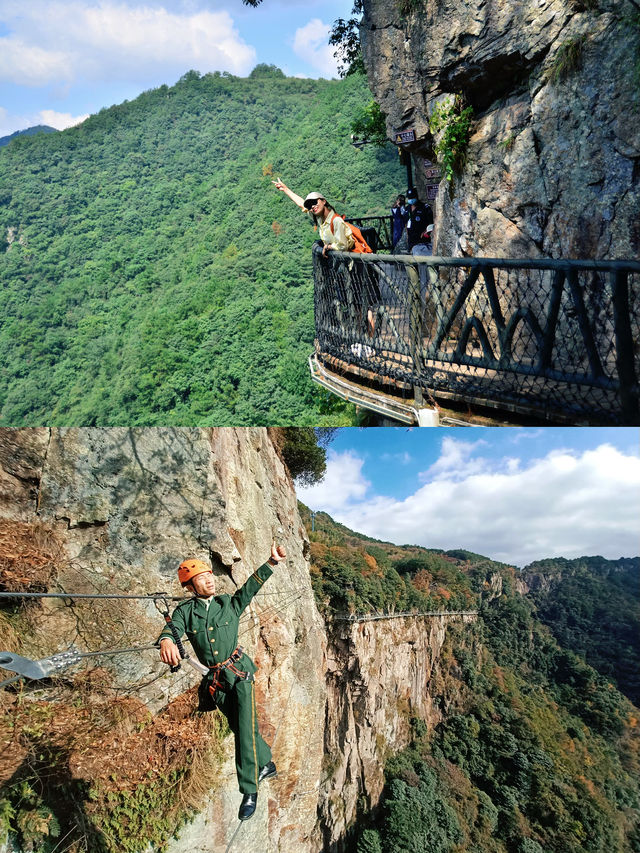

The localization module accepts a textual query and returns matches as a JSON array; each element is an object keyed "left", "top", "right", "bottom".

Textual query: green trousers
[{"left": 215, "top": 679, "right": 272, "bottom": 793}]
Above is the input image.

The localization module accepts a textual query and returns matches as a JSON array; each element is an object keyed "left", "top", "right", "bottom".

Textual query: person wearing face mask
[
  {"left": 405, "top": 190, "right": 434, "bottom": 255},
  {"left": 391, "top": 193, "right": 409, "bottom": 248},
  {"left": 159, "top": 544, "right": 287, "bottom": 821}
]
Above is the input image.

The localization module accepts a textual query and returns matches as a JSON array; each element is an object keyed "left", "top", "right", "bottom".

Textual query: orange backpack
[{"left": 328, "top": 213, "right": 374, "bottom": 254}]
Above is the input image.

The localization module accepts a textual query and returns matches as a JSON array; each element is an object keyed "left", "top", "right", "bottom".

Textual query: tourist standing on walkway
[{"left": 391, "top": 193, "right": 409, "bottom": 247}]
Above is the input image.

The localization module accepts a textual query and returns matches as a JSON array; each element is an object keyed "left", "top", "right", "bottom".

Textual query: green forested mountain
[
  {"left": 300, "top": 504, "right": 487, "bottom": 615},
  {"left": 301, "top": 508, "right": 640, "bottom": 853},
  {"left": 0, "top": 70, "right": 404, "bottom": 425},
  {"left": 521, "top": 556, "right": 640, "bottom": 706}
]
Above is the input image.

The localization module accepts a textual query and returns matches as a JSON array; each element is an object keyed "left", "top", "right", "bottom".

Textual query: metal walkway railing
[
  {"left": 312, "top": 246, "right": 640, "bottom": 425},
  {"left": 334, "top": 610, "right": 478, "bottom": 623},
  {"left": 348, "top": 215, "right": 394, "bottom": 253}
]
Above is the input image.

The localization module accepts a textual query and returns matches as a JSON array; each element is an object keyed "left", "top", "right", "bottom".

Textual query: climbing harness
[{"left": 208, "top": 645, "right": 253, "bottom": 698}]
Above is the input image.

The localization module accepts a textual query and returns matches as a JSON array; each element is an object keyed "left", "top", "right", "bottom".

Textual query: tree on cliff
[
  {"left": 271, "top": 427, "right": 337, "bottom": 485},
  {"left": 329, "top": 0, "right": 365, "bottom": 77}
]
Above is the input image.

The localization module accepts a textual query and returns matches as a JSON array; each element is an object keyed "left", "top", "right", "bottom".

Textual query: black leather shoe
[
  {"left": 258, "top": 761, "right": 277, "bottom": 784},
  {"left": 238, "top": 792, "right": 257, "bottom": 821}
]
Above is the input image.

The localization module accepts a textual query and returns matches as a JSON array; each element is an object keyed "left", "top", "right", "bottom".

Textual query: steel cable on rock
[
  {"left": 0, "top": 643, "right": 161, "bottom": 689},
  {"left": 0, "top": 591, "right": 187, "bottom": 601}
]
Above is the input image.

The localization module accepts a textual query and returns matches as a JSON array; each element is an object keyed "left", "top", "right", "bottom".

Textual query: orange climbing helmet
[{"left": 178, "top": 558, "right": 211, "bottom": 586}]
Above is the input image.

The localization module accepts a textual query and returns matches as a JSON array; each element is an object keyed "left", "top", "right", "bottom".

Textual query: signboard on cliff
[
  {"left": 424, "top": 158, "right": 442, "bottom": 201},
  {"left": 393, "top": 128, "right": 416, "bottom": 145}
]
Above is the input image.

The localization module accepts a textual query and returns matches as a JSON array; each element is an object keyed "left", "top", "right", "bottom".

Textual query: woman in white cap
[
  {"left": 272, "top": 178, "right": 379, "bottom": 345},
  {"left": 272, "top": 179, "right": 355, "bottom": 257}
]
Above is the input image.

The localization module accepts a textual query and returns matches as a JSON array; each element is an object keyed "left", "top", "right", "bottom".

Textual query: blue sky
[
  {"left": 0, "top": 0, "right": 353, "bottom": 137},
  {"left": 296, "top": 428, "right": 640, "bottom": 567}
]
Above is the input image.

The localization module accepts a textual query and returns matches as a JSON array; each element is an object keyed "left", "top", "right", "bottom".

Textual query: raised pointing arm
[
  {"left": 272, "top": 179, "right": 307, "bottom": 211},
  {"left": 230, "top": 543, "right": 287, "bottom": 616}
]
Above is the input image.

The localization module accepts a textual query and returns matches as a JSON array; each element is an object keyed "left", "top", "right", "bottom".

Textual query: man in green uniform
[{"left": 159, "top": 544, "right": 286, "bottom": 820}]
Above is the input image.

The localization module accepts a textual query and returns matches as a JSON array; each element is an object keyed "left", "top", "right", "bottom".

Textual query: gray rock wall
[
  {"left": 362, "top": 0, "right": 639, "bottom": 258},
  {"left": 0, "top": 428, "right": 327, "bottom": 853},
  {"left": 318, "top": 613, "right": 477, "bottom": 849}
]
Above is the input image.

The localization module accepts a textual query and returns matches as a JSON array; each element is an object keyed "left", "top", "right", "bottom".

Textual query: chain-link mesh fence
[
  {"left": 312, "top": 245, "right": 640, "bottom": 424},
  {"left": 348, "top": 215, "right": 394, "bottom": 252}
]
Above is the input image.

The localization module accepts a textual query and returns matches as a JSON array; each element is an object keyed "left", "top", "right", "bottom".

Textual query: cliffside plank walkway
[
  {"left": 310, "top": 246, "right": 640, "bottom": 425},
  {"left": 334, "top": 609, "right": 478, "bottom": 623}
]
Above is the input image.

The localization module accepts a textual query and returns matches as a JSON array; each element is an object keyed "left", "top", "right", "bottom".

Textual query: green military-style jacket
[{"left": 160, "top": 562, "right": 273, "bottom": 690}]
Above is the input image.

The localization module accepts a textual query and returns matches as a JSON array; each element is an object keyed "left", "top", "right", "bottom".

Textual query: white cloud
[
  {"left": 381, "top": 451, "right": 413, "bottom": 465},
  {"left": 0, "top": 2, "right": 257, "bottom": 86},
  {"left": 0, "top": 37, "right": 71, "bottom": 86},
  {"left": 39, "top": 110, "right": 89, "bottom": 130},
  {"left": 509, "top": 429, "right": 543, "bottom": 443},
  {"left": 419, "top": 435, "right": 489, "bottom": 481},
  {"left": 298, "top": 443, "right": 640, "bottom": 567},
  {"left": 292, "top": 18, "right": 338, "bottom": 77},
  {"left": 0, "top": 108, "right": 88, "bottom": 137},
  {"left": 296, "top": 450, "right": 371, "bottom": 513}
]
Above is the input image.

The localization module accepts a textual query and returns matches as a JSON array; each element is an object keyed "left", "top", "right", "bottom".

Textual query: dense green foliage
[
  {"left": 0, "top": 70, "right": 404, "bottom": 425},
  {"left": 352, "top": 598, "right": 640, "bottom": 853},
  {"left": 429, "top": 96, "right": 474, "bottom": 182},
  {"left": 351, "top": 100, "right": 389, "bottom": 147},
  {"left": 522, "top": 556, "right": 640, "bottom": 706}
]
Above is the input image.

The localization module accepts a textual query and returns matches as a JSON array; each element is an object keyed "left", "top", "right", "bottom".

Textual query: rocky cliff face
[
  {"left": 318, "top": 612, "right": 477, "bottom": 850},
  {"left": 1, "top": 429, "right": 483, "bottom": 853},
  {"left": 0, "top": 428, "right": 327, "bottom": 853},
  {"left": 362, "top": 0, "right": 639, "bottom": 258}
]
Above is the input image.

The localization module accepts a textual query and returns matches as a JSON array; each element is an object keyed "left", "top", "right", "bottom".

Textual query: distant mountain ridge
[
  {"left": 0, "top": 124, "right": 56, "bottom": 148},
  {"left": 306, "top": 506, "right": 640, "bottom": 703},
  {"left": 520, "top": 555, "right": 640, "bottom": 705}
]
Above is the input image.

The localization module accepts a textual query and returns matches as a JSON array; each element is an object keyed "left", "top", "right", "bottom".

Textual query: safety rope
[
  {"left": 223, "top": 667, "right": 297, "bottom": 853},
  {"left": 0, "top": 591, "right": 187, "bottom": 601},
  {"left": 224, "top": 821, "right": 243, "bottom": 853},
  {"left": 0, "top": 582, "right": 308, "bottom": 690},
  {"left": 239, "top": 589, "right": 309, "bottom": 630}
]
